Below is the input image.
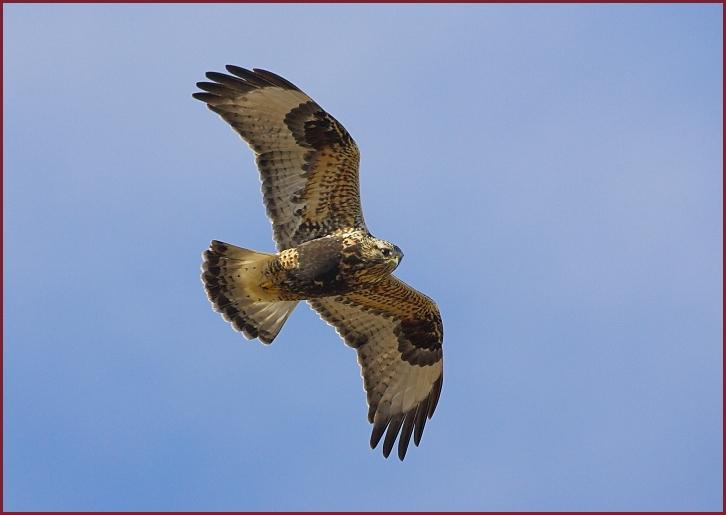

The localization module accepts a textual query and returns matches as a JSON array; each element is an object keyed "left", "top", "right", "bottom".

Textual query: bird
[{"left": 193, "top": 66, "right": 443, "bottom": 460}]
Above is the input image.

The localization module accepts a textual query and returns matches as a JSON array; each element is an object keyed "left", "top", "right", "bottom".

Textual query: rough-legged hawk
[{"left": 194, "top": 66, "right": 443, "bottom": 460}]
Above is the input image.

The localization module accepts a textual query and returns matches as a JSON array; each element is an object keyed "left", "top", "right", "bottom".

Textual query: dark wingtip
[
  {"left": 413, "top": 391, "right": 432, "bottom": 447},
  {"left": 428, "top": 375, "right": 443, "bottom": 419},
  {"left": 225, "top": 64, "right": 254, "bottom": 79},
  {"left": 370, "top": 420, "right": 387, "bottom": 449},
  {"left": 196, "top": 81, "right": 232, "bottom": 96},
  {"left": 382, "top": 416, "right": 403, "bottom": 459},
  {"left": 192, "top": 92, "right": 216, "bottom": 102},
  {"left": 225, "top": 65, "right": 275, "bottom": 87},
  {"left": 251, "top": 68, "right": 302, "bottom": 91},
  {"left": 397, "top": 412, "right": 415, "bottom": 460},
  {"left": 225, "top": 64, "right": 251, "bottom": 76},
  {"left": 204, "top": 71, "right": 225, "bottom": 81}
]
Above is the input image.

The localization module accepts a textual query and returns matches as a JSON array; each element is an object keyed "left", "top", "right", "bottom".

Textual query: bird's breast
[
  {"left": 276, "top": 236, "right": 350, "bottom": 297},
  {"left": 269, "top": 234, "right": 386, "bottom": 298}
]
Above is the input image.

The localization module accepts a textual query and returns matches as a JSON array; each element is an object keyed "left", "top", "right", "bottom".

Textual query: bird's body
[
  {"left": 194, "top": 66, "right": 444, "bottom": 460},
  {"left": 269, "top": 230, "right": 403, "bottom": 300}
]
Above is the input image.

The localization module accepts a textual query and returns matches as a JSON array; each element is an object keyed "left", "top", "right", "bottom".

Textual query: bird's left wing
[
  {"left": 193, "top": 66, "right": 366, "bottom": 250},
  {"left": 310, "top": 276, "right": 443, "bottom": 460}
]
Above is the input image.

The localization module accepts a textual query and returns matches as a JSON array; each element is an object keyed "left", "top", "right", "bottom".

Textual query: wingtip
[
  {"left": 192, "top": 92, "right": 213, "bottom": 102},
  {"left": 397, "top": 447, "right": 407, "bottom": 461},
  {"left": 382, "top": 416, "right": 404, "bottom": 459},
  {"left": 225, "top": 64, "right": 251, "bottom": 76},
  {"left": 224, "top": 65, "right": 274, "bottom": 87},
  {"left": 370, "top": 421, "right": 386, "bottom": 450}
]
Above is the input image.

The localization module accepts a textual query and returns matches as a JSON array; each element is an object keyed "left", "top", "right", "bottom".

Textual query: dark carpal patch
[
  {"left": 285, "top": 101, "right": 354, "bottom": 150},
  {"left": 395, "top": 317, "right": 443, "bottom": 366}
]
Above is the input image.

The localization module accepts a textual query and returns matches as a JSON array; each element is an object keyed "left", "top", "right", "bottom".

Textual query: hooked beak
[{"left": 394, "top": 245, "right": 404, "bottom": 264}]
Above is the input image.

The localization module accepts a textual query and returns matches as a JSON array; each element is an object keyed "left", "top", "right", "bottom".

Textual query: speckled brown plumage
[{"left": 195, "top": 66, "right": 444, "bottom": 461}]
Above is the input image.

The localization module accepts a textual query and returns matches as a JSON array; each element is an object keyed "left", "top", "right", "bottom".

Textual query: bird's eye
[{"left": 381, "top": 248, "right": 391, "bottom": 257}]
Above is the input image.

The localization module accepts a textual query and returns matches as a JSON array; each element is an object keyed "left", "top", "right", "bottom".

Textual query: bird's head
[
  {"left": 359, "top": 237, "right": 404, "bottom": 276},
  {"left": 373, "top": 239, "right": 404, "bottom": 267},
  {"left": 339, "top": 234, "right": 404, "bottom": 285}
]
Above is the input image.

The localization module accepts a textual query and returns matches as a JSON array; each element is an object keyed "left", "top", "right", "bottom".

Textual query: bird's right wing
[
  {"left": 193, "top": 66, "right": 366, "bottom": 250},
  {"left": 310, "top": 276, "right": 444, "bottom": 460}
]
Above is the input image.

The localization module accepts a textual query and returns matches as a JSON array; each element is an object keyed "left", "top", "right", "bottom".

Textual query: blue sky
[{"left": 3, "top": 4, "right": 722, "bottom": 511}]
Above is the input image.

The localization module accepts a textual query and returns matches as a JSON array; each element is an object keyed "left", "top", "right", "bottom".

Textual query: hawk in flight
[{"left": 194, "top": 66, "right": 444, "bottom": 460}]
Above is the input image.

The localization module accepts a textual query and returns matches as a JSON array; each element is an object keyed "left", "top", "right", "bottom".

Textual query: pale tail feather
[{"left": 201, "top": 240, "right": 298, "bottom": 344}]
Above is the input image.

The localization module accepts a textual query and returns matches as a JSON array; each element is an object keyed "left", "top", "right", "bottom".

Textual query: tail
[{"left": 201, "top": 240, "right": 298, "bottom": 344}]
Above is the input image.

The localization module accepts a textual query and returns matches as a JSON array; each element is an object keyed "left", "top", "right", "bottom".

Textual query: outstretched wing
[
  {"left": 310, "top": 277, "right": 444, "bottom": 460},
  {"left": 193, "top": 66, "right": 366, "bottom": 250}
]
